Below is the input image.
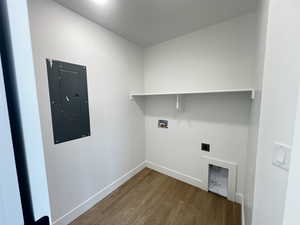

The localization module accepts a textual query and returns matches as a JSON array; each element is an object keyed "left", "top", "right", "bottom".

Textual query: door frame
[
  {"left": 0, "top": 0, "right": 52, "bottom": 224},
  {"left": 0, "top": 53, "right": 24, "bottom": 225}
]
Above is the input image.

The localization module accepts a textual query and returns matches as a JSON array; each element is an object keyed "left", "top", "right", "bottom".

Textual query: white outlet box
[{"left": 272, "top": 142, "right": 292, "bottom": 171}]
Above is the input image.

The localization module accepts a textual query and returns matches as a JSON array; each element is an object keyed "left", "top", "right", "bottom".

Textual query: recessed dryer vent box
[
  {"left": 46, "top": 59, "right": 91, "bottom": 144},
  {"left": 208, "top": 164, "right": 229, "bottom": 198}
]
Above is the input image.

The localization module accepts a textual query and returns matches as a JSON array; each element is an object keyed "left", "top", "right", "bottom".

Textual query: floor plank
[{"left": 70, "top": 168, "right": 241, "bottom": 225}]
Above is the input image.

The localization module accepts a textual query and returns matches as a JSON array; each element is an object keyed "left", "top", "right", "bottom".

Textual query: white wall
[
  {"left": 252, "top": 0, "right": 300, "bottom": 224},
  {"left": 0, "top": 57, "right": 24, "bottom": 225},
  {"left": 283, "top": 86, "right": 300, "bottom": 225},
  {"left": 145, "top": 93, "right": 251, "bottom": 195},
  {"left": 28, "top": 0, "right": 145, "bottom": 223},
  {"left": 243, "top": 0, "right": 269, "bottom": 224},
  {"left": 144, "top": 13, "right": 257, "bottom": 93},
  {"left": 143, "top": 14, "right": 257, "bottom": 197}
]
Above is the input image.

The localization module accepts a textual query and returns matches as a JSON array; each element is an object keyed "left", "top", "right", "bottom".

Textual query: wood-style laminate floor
[{"left": 70, "top": 168, "right": 241, "bottom": 225}]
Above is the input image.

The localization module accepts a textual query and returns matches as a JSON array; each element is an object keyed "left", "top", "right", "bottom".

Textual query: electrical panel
[{"left": 46, "top": 59, "right": 91, "bottom": 144}]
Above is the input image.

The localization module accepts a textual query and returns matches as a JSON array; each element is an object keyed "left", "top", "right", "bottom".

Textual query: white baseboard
[
  {"left": 53, "top": 161, "right": 147, "bottom": 225},
  {"left": 236, "top": 193, "right": 245, "bottom": 225},
  {"left": 146, "top": 161, "right": 243, "bottom": 204},
  {"left": 145, "top": 161, "right": 206, "bottom": 190},
  {"left": 236, "top": 193, "right": 244, "bottom": 204},
  {"left": 53, "top": 160, "right": 244, "bottom": 225}
]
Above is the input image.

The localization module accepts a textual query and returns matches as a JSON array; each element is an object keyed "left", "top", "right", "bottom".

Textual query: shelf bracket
[
  {"left": 251, "top": 90, "right": 255, "bottom": 100},
  {"left": 176, "top": 95, "right": 183, "bottom": 112},
  {"left": 129, "top": 94, "right": 134, "bottom": 100}
]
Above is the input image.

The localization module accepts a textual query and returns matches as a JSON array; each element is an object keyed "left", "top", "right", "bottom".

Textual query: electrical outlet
[
  {"left": 272, "top": 142, "right": 291, "bottom": 171},
  {"left": 201, "top": 143, "right": 210, "bottom": 152}
]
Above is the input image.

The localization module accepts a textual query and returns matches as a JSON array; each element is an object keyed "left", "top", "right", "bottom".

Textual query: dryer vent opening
[{"left": 208, "top": 164, "right": 229, "bottom": 198}]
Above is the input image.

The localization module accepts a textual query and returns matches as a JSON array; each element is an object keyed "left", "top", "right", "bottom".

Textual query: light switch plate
[{"left": 272, "top": 142, "right": 292, "bottom": 171}]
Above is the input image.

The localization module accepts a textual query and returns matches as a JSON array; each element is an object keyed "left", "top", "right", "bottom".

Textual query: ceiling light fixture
[{"left": 93, "top": 0, "right": 109, "bottom": 5}]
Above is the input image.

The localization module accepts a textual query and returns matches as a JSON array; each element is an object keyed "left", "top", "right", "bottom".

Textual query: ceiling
[{"left": 54, "top": 0, "right": 258, "bottom": 47}]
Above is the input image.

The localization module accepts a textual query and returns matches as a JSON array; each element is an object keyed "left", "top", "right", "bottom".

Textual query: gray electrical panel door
[{"left": 46, "top": 59, "right": 91, "bottom": 144}]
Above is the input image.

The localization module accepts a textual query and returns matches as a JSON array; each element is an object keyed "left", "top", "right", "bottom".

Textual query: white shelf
[{"left": 129, "top": 88, "right": 255, "bottom": 100}]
